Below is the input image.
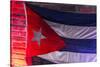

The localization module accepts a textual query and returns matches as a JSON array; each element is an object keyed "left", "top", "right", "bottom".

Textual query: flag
[{"left": 26, "top": 3, "right": 96, "bottom": 64}]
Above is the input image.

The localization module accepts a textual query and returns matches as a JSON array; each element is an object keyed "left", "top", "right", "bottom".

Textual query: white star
[{"left": 32, "top": 28, "right": 46, "bottom": 46}]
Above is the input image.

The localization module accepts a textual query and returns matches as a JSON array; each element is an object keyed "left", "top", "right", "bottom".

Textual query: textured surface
[{"left": 11, "top": 1, "right": 27, "bottom": 66}]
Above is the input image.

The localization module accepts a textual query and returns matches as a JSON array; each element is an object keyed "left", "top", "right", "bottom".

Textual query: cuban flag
[{"left": 25, "top": 3, "right": 96, "bottom": 64}]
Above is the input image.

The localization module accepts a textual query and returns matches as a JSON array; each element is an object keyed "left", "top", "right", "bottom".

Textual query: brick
[
  {"left": 12, "top": 49, "right": 26, "bottom": 55},
  {"left": 11, "top": 26, "right": 26, "bottom": 31},
  {"left": 11, "top": 36, "right": 26, "bottom": 41},
  {"left": 12, "top": 58, "right": 26, "bottom": 66},
  {"left": 12, "top": 54, "right": 25, "bottom": 59},
  {"left": 11, "top": 42, "right": 26, "bottom": 48},
  {"left": 11, "top": 31, "right": 26, "bottom": 36}
]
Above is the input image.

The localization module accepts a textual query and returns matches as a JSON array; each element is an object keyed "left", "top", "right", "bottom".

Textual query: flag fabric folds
[
  {"left": 26, "top": 3, "right": 96, "bottom": 26},
  {"left": 26, "top": 3, "right": 96, "bottom": 64},
  {"left": 26, "top": 3, "right": 96, "bottom": 53},
  {"left": 38, "top": 51, "right": 96, "bottom": 63}
]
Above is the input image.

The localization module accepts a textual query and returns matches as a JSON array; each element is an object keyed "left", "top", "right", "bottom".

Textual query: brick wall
[{"left": 11, "top": 1, "right": 27, "bottom": 66}]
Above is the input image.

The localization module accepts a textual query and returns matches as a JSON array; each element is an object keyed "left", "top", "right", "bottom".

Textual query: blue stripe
[
  {"left": 60, "top": 38, "right": 96, "bottom": 53},
  {"left": 32, "top": 56, "right": 56, "bottom": 65},
  {"left": 26, "top": 3, "right": 96, "bottom": 26}
]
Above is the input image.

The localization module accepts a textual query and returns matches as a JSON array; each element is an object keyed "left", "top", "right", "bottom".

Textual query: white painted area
[{"left": 0, "top": 0, "right": 10, "bottom": 67}]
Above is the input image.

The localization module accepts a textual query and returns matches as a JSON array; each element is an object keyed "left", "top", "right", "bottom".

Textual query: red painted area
[
  {"left": 26, "top": 5, "right": 64, "bottom": 57},
  {"left": 11, "top": 1, "right": 27, "bottom": 66}
]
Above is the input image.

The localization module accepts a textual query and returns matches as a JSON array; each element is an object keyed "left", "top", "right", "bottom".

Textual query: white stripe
[
  {"left": 45, "top": 20, "right": 96, "bottom": 39},
  {"left": 38, "top": 51, "right": 96, "bottom": 63}
]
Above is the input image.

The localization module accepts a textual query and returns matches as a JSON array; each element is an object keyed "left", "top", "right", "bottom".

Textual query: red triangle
[{"left": 26, "top": 5, "right": 65, "bottom": 57}]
